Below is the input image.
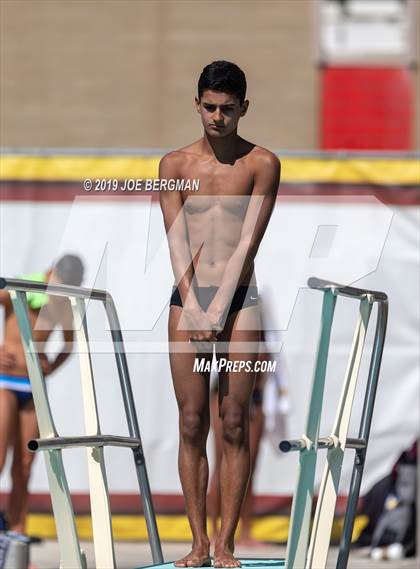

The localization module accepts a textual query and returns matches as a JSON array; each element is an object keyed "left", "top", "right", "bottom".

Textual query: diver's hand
[
  {"left": 0, "top": 347, "right": 16, "bottom": 371},
  {"left": 206, "top": 306, "right": 225, "bottom": 334},
  {"left": 180, "top": 306, "right": 218, "bottom": 352},
  {"left": 39, "top": 354, "right": 53, "bottom": 376}
]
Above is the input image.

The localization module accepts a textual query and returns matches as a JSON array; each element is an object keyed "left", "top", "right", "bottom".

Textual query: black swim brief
[{"left": 170, "top": 285, "right": 259, "bottom": 318}]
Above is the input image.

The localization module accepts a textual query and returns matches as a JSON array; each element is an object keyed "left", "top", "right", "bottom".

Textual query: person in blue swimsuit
[{"left": 0, "top": 254, "right": 84, "bottom": 534}]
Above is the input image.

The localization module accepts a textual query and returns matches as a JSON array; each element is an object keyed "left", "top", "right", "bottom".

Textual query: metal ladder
[
  {"left": 281, "top": 277, "right": 388, "bottom": 569},
  {"left": 0, "top": 277, "right": 164, "bottom": 569}
]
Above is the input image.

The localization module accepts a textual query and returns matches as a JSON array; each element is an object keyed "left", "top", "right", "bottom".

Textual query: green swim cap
[{"left": 19, "top": 272, "right": 49, "bottom": 310}]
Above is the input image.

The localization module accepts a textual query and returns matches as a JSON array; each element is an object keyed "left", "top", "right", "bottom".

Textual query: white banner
[{"left": 0, "top": 198, "right": 418, "bottom": 497}]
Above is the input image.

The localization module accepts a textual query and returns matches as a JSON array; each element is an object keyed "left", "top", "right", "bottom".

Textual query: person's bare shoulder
[
  {"left": 248, "top": 145, "right": 281, "bottom": 174},
  {"left": 159, "top": 140, "right": 203, "bottom": 177},
  {"left": 246, "top": 146, "right": 281, "bottom": 197}
]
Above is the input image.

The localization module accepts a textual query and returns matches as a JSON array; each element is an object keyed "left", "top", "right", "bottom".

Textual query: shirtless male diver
[
  {"left": 0, "top": 254, "right": 84, "bottom": 534},
  {"left": 159, "top": 61, "right": 280, "bottom": 568}
]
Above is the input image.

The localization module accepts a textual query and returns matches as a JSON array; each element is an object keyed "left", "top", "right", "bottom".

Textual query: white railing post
[
  {"left": 306, "top": 296, "right": 373, "bottom": 568},
  {"left": 70, "top": 296, "right": 116, "bottom": 569}
]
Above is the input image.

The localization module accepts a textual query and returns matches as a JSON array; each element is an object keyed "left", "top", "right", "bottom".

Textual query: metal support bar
[
  {"left": 337, "top": 299, "right": 388, "bottom": 569},
  {"left": 280, "top": 437, "right": 367, "bottom": 453},
  {"left": 28, "top": 435, "right": 142, "bottom": 452},
  {"left": 104, "top": 296, "right": 164, "bottom": 564}
]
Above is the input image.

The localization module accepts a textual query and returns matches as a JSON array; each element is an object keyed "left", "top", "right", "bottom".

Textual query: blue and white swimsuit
[
  {"left": 0, "top": 272, "right": 48, "bottom": 408},
  {"left": 0, "top": 374, "right": 33, "bottom": 408}
]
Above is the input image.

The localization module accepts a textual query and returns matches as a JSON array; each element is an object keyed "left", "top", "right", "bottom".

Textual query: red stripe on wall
[
  {"left": 0, "top": 492, "right": 353, "bottom": 516},
  {"left": 0, "top": 492, "right": 293, "bottom": 516}
]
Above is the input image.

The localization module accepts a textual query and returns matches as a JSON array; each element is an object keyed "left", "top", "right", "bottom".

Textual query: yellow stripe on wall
[
  {"left": 26, "top": 514, "right": 368, "bottom": 543},
  {"left": 0, "top": 156, "right": 161, "bottom": 182},
  {"left": 282, "top": 158, "right": 420, "bottom": 185},
  {"left": 1, "top": 155, "right": 419, "bottom": 185}
]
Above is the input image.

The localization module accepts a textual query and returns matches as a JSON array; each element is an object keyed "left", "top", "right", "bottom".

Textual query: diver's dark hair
[
  {"left": 53, "top": 254, "right": 84, "bottom": 286},
  {"left": 198, "top": 61, "right": 247, "bottom": 104}
]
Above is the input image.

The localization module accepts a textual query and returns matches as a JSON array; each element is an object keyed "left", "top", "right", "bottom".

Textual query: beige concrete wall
[{"left": 0, "top": 0, "right": 317, "bottom": 150}]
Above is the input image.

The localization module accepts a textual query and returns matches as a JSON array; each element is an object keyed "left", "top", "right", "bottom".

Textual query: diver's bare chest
[{"left": 180, "top": 160, "right": 253, "bottom": 202}]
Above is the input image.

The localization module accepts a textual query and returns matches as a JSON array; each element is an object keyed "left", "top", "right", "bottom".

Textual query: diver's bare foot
[
  {"left": 174, "top": 542, "right": 211, "bottom": 568},
  {"left": 213, "top": 541, "right": 241, "bottom": 568}
]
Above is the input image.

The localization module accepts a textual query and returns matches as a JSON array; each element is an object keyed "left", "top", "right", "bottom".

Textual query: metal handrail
[
  {"left": 308, "top": 276, "right": 388, "bottom": 302},
  {"left": 0, "top": 277, "right": 108, "bottom": 301}
]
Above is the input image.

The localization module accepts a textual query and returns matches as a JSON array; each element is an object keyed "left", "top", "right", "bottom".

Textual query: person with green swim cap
[{"left": 0, "top": 254, "right": 84, "bottom": 535}]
